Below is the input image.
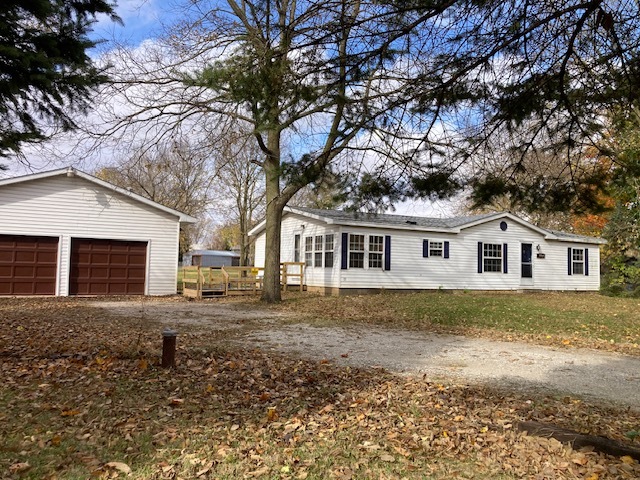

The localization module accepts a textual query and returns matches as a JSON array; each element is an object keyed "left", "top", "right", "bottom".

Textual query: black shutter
[
  {"left": 341, "top": 232, "right": 348, "bottom": 270},
  {"left": 444, "top": 241, "right": 450, "bottom": 259},
  {"left": 423, "top": 239, "right": 429, "bottom": 258},
  {"left": 503, "top": 243, "right": 508, "bottom": 274},
  {"left": 477, "top": 242, "right": 483, "bottom": 273},
  {"left": 584, "top": 248, "right": 589, "bottom": 276},
  {"left": 568, "top": 247, "right": 572, "bottom": 275},
  {"left": 384, "top": 235, "right": 391, "bottom": 271}
]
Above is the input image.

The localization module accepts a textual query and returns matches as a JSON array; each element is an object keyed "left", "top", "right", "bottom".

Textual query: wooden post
[{"left": 162, "top": 328, "right": 177, "bottom": 368}]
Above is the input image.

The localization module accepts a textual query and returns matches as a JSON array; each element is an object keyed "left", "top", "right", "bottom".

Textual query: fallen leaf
[
  {"left": 9, "top": 463, "right": 30, "bottom": 473},
  {"left": 105, "top": 461, "right": 132, "bottom": 474}
]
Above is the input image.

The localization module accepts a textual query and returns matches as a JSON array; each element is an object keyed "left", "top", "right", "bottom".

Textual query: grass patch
[{"left": 277, "top": 291, "right": 640, "bottom": 355}]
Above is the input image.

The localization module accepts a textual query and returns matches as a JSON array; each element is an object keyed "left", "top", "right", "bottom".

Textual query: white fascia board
[{"left": 0, "top": 167, "right": 198, "bottom": 224}]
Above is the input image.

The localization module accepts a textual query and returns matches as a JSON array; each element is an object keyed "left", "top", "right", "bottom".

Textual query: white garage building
[{"left": 0, "top": 167, "right": 196, "bottom": 296}]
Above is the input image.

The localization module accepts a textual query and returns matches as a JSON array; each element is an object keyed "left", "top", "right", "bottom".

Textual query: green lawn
[{"left": 277, "top": 291, "right": 640, "bottom": 355}]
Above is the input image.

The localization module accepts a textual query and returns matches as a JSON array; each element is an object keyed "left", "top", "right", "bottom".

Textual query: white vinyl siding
[
  {"left": 253, "top": 211, "right": 601, "bottom": 292},
  {"left": 0, "top": 175, "right": 182, "bottom": 295}
]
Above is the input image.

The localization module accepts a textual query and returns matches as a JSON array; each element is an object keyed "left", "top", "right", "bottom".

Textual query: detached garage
[{"left": 0, "top": 167, "right": 196, "bottom": 296}]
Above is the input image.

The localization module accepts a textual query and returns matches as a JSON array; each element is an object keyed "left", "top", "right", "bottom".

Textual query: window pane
[
  {"left": 369, "top": 253, "right": 382, "bottom": 268},
  {"left": 349, "top": 252, "right": 364, "bottom": 268},
  {"left": 349, "top": 234, "right": 364, "bottom": 251},
  {"left": 314, "top": 252, "right": 323, "bottom": 267},
  {"left": 304, "top": 237, "right": 313, "bottom": 266},
  {"left": 325, "top": 252, "right": 334, "bottom": 268},
  {"left": 369, "top": 235, "right": 383, "bottom": 252},
  {"left": 315, "top": 235, "right": 323, "bottom": 250},
  {"left": 573, "top": 262, "right": 584, "bottom": 275},
  {"left": 325, "top": 234, "right": 334, "bottom": 250}
]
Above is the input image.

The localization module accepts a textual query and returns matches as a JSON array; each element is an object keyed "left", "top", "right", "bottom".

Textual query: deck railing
[{"left": 181, "top": 262, "right": 305, "bottom": 298}]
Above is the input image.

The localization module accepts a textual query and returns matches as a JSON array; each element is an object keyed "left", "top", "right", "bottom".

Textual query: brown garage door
[
  {"left": 69, "top": 238, "right": 147, "bottom": 295},
  {"left": 0, "top": 234, "right": 59, "bottom": 295}
]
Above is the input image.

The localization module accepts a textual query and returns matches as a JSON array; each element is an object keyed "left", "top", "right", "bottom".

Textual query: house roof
[
  {"left": 0, "top": 167, "right": 198, "bottom": 224},
  {"left": 249, "top": 206, "right": 606, "bottom": 244}
]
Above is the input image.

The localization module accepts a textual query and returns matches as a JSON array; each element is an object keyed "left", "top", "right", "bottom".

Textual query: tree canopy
[
  {"left": 0, "top": 0, "right": 119, "bottom": 158},
  {"left": 71, "top": 0, "right": 640, "bottom": 301}
]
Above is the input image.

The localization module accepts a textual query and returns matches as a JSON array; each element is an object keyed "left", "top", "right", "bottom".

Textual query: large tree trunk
[{"left": 261, "top": 131, "right": 284, "bottom": 303}]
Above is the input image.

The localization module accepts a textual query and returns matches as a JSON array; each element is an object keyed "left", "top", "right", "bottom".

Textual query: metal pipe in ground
[{"left": 162, "top": 328, "right": 178, "bottom": 368}]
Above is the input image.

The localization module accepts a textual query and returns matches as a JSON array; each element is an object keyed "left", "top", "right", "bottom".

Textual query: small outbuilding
[
  {"left": 183, "top": 250, "right": 241, "bottom": 267},
  {"left": 250, "top": 207, "right": 606, "bottom": 295},
  {"left": 0, "top": 167, "right": 196, "bottom": 296}
]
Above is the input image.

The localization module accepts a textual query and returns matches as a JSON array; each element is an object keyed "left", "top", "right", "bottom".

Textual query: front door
[{"left": 521, "top": 243, "right": 533, "bottom": 284}]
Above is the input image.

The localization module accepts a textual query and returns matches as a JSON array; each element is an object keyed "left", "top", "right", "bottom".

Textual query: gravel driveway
[
  {"left": 245, "top": 324, "right": 640, "bottom": 411},
  {"left": 95, "top": 300, "right": 640, "bottom": 411}
]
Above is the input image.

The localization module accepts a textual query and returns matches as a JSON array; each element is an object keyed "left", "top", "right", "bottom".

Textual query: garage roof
[{"left": 0, "top": 167, "right": 198, "bottom": 224}]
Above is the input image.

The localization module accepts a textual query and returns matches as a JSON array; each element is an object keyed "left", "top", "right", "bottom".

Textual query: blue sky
[{"left": 91, "top": 0, "right": 167, "bottom": 47}]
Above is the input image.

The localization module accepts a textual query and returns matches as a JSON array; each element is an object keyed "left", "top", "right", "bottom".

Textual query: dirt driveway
[{"left": 94, "top": 299, "right": 640, "bottom": 411}]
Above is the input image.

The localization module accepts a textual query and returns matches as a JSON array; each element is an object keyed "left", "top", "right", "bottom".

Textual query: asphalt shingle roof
[{"left": 291, "top": 207, "right": 497, "bottom": 229}]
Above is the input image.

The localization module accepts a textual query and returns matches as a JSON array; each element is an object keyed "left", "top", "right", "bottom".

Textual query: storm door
[{"left": 521, "top": 243, "right": 533, "bottom": 282}]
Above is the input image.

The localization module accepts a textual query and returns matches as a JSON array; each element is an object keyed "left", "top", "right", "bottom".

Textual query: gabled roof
[
  {"left": 249, "top": 206, "right": 606, "bottom": 244},
  {"left": 0, "top": 167, "right": 197, "bottom": 224}
]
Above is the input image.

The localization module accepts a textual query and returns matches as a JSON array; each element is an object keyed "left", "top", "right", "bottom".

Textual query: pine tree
[{"left": 0, "top": 0, "right": 119, "bottom": 157}]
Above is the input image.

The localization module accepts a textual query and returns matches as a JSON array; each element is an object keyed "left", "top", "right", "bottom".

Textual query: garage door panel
[
  {"left": 0, "top": 235, "right": 58, "bottom": 295},
  {"left": 15, "top": 251, "right": 36, "bottom": 262},
  {"left": 36, "top": 251, "right": 57, "bottom": 263},
  {"left": 14, "top": 266, "right": 36, "bottom": 277},
  {"left": 69, "top": 238, "right": 147, "bottom": 296}
]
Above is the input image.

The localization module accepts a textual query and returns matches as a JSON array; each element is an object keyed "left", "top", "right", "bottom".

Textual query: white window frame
[
  {"left": 314, "top": 235, "right": 323, "bottom": 267},
  {"left": 483, "top": 243, "right": 502, "bottom": 273},
  {"left": 348, "top": 234, "right": 365, "bottom": 268},
  {"left": 369, "top": 235, "right": 384, "bottom": 269},
  {"left": 304, "top": 236, "right": 313, "bottom": 267},
  {"left": 572, "top": 248, "right": 585, "bottom": 275},
  {"left": 324, "top": 234, "right": 334, "bottom": 268},
  {"left": 429, "top": 241, "right": 443, "bottom": 257}
]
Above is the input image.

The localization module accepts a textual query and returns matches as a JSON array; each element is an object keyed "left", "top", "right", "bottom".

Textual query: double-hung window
[
  {"left": 572, "top": 248, "right": 584, "bottom": 275},
  {"left": 314, "top": 235, "right": 323, "bottom": 267},
  {"left": 324, "top": 234, "right": 334, "bottom": 268},
  {"left": 483, "top": 243, "right": 502, "bottom": 272},
  {"left": 304, "top": 237, "right": 313, "bottom": 267},
  {"left": 429, "top": 241, "right": 443, "bottom": 257},
  {"left": 369, "top": 235, "right": 384, "bottom": 268},
  {"left": 349, "top": 234, "right": 365, "bottom": 268}
]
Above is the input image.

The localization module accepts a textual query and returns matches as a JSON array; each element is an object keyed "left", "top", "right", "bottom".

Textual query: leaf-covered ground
[{"left": 1, "top": 297, "right": 639, "bottom": 479}]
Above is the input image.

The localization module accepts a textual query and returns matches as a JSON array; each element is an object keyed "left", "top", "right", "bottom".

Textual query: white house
[
  {"left": 250, "top": 207, "right": 606, "bottom": 295},
  {"left": 0, "top": 167, "right": 196, "bottom": 296}
]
